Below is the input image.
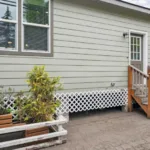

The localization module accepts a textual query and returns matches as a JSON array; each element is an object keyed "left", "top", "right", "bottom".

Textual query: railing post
[
  {"left": 128, "top": 66, "right": 133, "bottom": 112},
  {"left": 147, "top": 75, "right": 150, "bottom": 118}
]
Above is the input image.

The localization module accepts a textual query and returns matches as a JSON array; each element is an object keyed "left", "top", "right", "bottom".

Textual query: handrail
[
  {"left": 128, "top": 65, "right": 150, "bottom": 118},
  {"left": 129, "top": 65, "right": 149, "bottom": 78}
]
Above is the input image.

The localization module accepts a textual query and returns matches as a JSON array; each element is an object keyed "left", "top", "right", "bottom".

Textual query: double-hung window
[
  {"left": 22, "top": 0, "right": 50, "bottom": 53},
  {"left": 0, "top": 0, "right": 52, "bottom": 56},
  {"left": 0, "top": 0, "right": 17, "bottom": 51}
]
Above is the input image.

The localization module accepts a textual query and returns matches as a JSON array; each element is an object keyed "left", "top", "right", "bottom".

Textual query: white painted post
[
  {"left": 57, "top": 114, "right": 67, "bottom": 144},
  {"left": 121, "top": 104, "right": 128, "bottom": 112}
]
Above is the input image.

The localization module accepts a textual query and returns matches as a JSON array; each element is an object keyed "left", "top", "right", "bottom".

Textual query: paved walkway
[{"left": 44, "top": 108, "right": 150, "bottom": 150}]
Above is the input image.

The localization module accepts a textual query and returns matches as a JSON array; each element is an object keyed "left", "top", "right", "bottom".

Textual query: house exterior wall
[{"left": 1, "top": 0, "right": 150, "bottom": 93}]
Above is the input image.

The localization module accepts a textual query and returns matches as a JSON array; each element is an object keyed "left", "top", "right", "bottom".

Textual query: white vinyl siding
[{"left": 1, "top": 0, "right": 150, "bottom": 92}]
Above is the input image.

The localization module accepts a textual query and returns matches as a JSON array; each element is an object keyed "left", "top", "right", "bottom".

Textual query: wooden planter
[
  {"left": 0, "top": 115, "right": 68, "bottom": 149},
  {"left": 0, "top": 114, "right": 12, "bottom": 128},
  {"left": 25, "top": 127, "right": 49, "bottom": 137}
]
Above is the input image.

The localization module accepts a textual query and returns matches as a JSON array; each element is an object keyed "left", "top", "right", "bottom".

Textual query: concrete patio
[{"left": 44, "top": 108, "right": 150, "bottom": 150}]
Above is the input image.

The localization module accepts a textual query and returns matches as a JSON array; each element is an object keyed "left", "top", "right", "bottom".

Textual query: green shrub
[
  {"left": 15, "top": 66, "right": 62, "bottom": 123},
  {"left": 0, "top": 87, "right": 12, "bottom": 115}
]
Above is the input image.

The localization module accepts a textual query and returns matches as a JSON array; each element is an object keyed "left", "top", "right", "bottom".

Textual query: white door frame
[{"left": 129, "top": 30, "right": 148, "bottom": 74}]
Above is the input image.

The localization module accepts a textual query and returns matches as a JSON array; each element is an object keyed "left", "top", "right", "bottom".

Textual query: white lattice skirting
[
  {"left": 4, "top": 88, "right": 128, "bottom": 118},
  {"left": 56, "top": 88, "right": 128, "bottom": 114}
]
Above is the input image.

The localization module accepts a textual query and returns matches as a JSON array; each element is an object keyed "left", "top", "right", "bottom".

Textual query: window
[
  {"left": 0, "top": 0, "right": 52, "bottom": 56},
  {"left": 0, "top": 0, "right": 17, "bottom": 51},
  {"left": 131, "top": 35, "right": 141, "bottom": 61},
  {"left": 22, "top": 0, "right": 50, "bottom": 53}
]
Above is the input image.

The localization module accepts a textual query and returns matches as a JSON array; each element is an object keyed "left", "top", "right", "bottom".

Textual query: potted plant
[
  {"left": 15, "top": 66, "right": 62, "bottom": 137},
  {"left": 0, "top": 87, "right": 12, "bottom": 128}
]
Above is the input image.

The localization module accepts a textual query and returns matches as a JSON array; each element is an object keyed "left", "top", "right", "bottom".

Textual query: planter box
[
  {"left": 25, "top": 127, "right": 49, "bottom": 137},
  {"left": 0, "top": 114, "right": 12, "bottom": 128},
  {"left": 0, "top": 115, "right": 68, "bottom": 150}
]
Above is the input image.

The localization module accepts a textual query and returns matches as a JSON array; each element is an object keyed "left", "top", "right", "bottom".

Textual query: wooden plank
[
  {"left": 128, "top": 66, "right": 133, "bottom": 112},
  {"left": 25, "top": 130, "right": 49, "bottom": 138},
  {"left": 25, "top": 127, "right": 49, "bottom": 135},
  {"left": 0, "top": 124, "right": 13, "bottom": 128},
  {"left": 0, "top": 123, "right": 25, "bottom": 129},
  {"left": 131, "top": 91, "right": 148, "bottom": 115},
  {"left": 147, "top": 76, "right": 150, "bottom": 118},
  {"left": 129, "top": 65, "right": 149, "bottom": 78},
  {"left": 0, "top": 119, "right": 12, "bottom": 125},
  {"left": 0, "top": 129, "right": 67, "bottom": 149},
  {"left": 15, "top": 139, "right": 65, "bottom": 150},
  {"left": 0, "top": 115, "right": 67, "bottom": 135},
  {"left": 12, "top": 123, "right": 26, "bottom": 126},
  {"left": 0, "top": 114, "right": 12, "bottom": 120}
]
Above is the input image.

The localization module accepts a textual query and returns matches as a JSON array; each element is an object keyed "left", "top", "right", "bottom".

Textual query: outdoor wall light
[{"left": 123, "top": 32, "right": 129, "bottom": 38}]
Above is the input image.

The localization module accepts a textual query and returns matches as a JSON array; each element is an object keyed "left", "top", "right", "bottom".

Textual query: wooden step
[
  {"left": 142, "top": 101, "right": 148, "bottom": 105},
  {"left": 131, "top": 90, "right": 148, "bottom": 115},
  {"left": 135, "top": 87, "right": 148, "bottom": 93},
  {"left": 141, "top": 97, "right": 148, "bottom": 105},
  {"left": 142, "top": 97, "right": 148, "bottom": 101},
  {"left": 133, "top": 85, "right": 147, "bottom": 90},
  {"left": 135, "top": 95, "right": 147, "bottom": 98}
]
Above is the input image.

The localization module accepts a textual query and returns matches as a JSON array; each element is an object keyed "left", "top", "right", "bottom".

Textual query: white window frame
[
  {"left": 130, "top": 35, "right": 142, "bottom": 61},
  {"left": 21, "top": 0, "right": 51, "bottom": 53},
  {"left": 0, "top": 0, "right": 18, "bottom": 52}
]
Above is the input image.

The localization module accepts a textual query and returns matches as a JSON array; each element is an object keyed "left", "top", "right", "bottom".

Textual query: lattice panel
[
  {"left": 3, "top": 88, "right": 128, "bottom": 118},
  {"left": 3, "top": 96, "right": 17, "bottom": 119},
  {"left": 56, "top": 88, "right": 128, "bottom": 114}
]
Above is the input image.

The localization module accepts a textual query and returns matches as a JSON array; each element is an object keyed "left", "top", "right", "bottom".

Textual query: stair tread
[
  {"left": 133, "top": 84, "right": 149, "bottom": 106},
  {"left": 142, "top": 102, "right": 148, "bottom": 105},
  {"left": 135, "top": 95, "right": 147, "bottom": 98}
]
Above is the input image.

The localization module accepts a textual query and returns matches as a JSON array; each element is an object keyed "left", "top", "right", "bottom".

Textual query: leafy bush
[
  {"left": 15, "top": 66, "right": 62, "bottom": 123},
  {"left": 14, "top": 91, "right": 27, "bottom": 122},
  {"left": 0, "top": 87, "right": 12, "bottom": 115}
]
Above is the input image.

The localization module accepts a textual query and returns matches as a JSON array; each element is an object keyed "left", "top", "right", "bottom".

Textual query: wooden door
[{"left": 131, "top": 35, "right": 143, "bottom": 71}]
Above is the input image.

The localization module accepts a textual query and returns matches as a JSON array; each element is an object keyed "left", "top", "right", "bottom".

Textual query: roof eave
[{"left": 95, "top": 0, "right": 150, "bottom": 15}]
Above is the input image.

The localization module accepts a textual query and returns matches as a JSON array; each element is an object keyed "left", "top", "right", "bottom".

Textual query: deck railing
[
  {"left": 129, "top": 65, "right": 149, "bottom": 89},
  {"left": 128, "top": 65, "right": 150, "bottom": 118}
]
